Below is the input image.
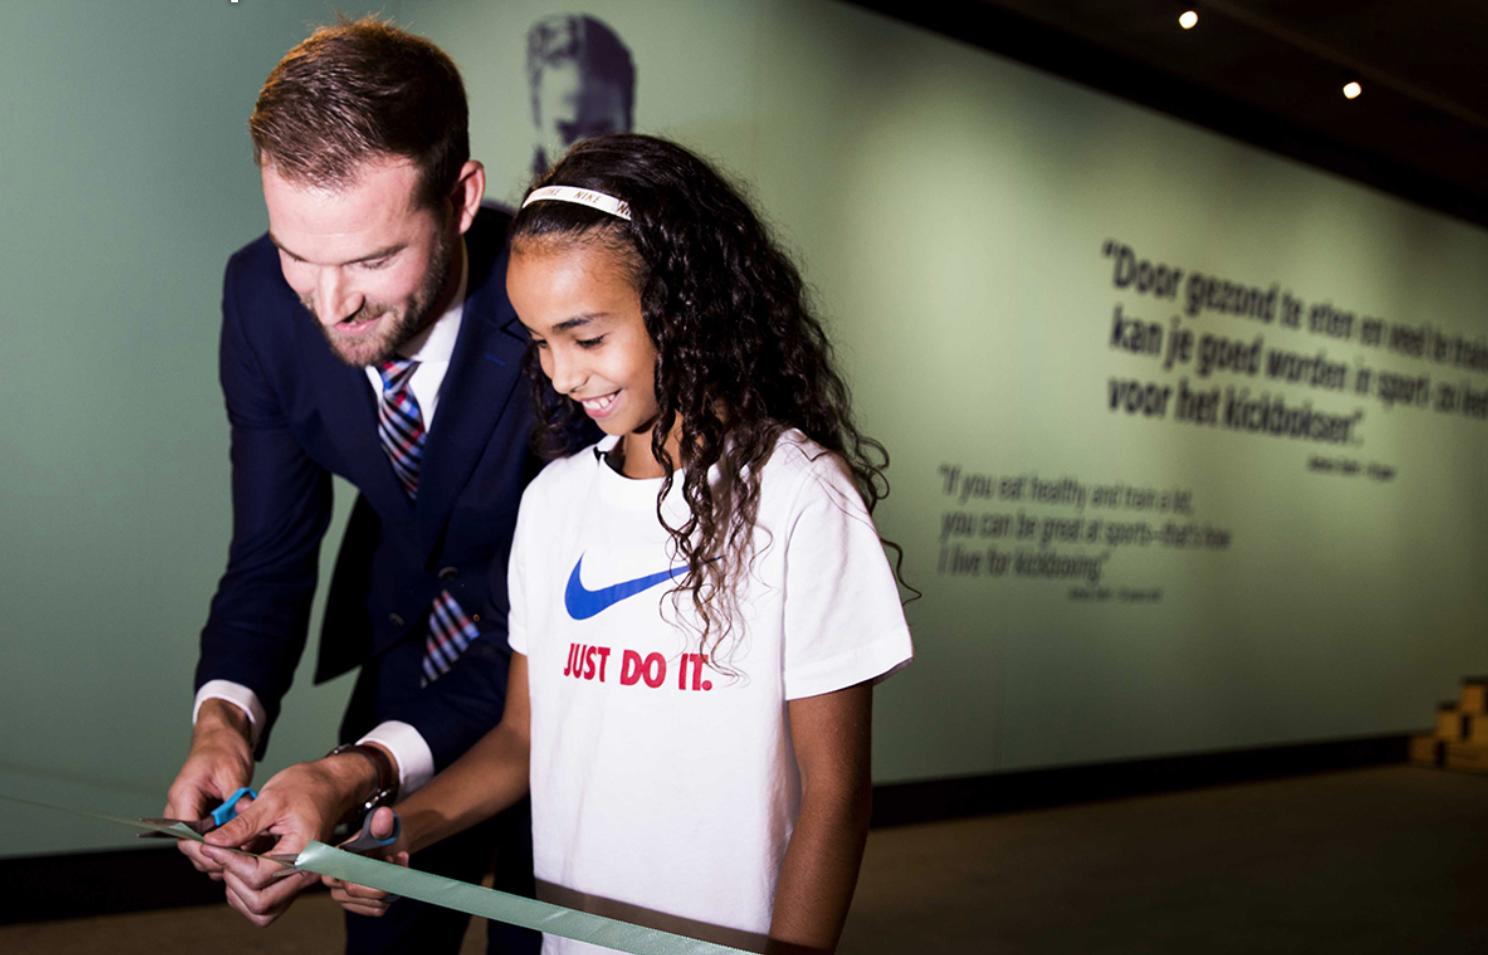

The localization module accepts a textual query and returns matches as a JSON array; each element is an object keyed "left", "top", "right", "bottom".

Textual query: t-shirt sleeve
[{"left": 781, "top": 453, "right": 914, "bottom": 700}]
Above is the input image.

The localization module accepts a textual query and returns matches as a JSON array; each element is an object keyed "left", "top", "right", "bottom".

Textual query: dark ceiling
[{"left": 844, "top": 0, "right": 1488, "bottom": 229}]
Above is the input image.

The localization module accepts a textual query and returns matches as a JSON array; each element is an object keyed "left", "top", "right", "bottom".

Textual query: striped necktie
[
  {"left": 374, "top": 358, "right": 480, "bottom": 683},
  {"left": 376, "top": 358, "right": 426, "bottom": 497}
]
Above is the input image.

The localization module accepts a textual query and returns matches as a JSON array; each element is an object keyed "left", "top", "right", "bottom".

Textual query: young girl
[{"left": 332, "top": 134, "right": 913, "bottom": 953}]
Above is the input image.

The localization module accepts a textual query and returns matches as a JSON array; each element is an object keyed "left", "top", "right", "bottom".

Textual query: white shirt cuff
[
  {"left": 193, "top": 680, "right": 266, "bottom": 747},
  {"left": 358, "top": 721, "right": 435, "bottom": 796}
]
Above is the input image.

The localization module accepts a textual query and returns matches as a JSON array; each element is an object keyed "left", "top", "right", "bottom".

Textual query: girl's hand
[{"left": 323, "top": 806, "right": 409, "bottom": 917}]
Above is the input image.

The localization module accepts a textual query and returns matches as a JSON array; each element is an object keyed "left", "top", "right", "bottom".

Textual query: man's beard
[{"left": 307, "top": 229, "right": 456, "bottom": 368}]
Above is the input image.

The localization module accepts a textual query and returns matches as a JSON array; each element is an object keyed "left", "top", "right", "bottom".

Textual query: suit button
[
  {"left": 388, "top": 613, "right": 405, "bottom": 628},
  {"left": 437, "top": 566, "right": 458, "bottom": 580}
]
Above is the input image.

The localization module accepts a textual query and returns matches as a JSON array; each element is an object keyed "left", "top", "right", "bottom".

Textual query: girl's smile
[{"left": 577, "top": 390, "right": 621, "bottom": 418}]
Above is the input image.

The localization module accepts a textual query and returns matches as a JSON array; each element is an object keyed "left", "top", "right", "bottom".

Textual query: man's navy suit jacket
[{"left": 197, "top": 206, "right": 542, "bottom": 770}]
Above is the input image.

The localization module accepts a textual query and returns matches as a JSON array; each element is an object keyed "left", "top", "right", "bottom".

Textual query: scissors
[
  {"left": 138, "top": 786, "right": 258, "bottom": 839},
  {"left": 140, "top": 787, "right": 399, "bottom": 881}
]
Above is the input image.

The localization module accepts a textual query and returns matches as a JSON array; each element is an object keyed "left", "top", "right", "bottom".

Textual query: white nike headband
[{"left": 521, "top": 185, "right": 632, "bottom": 221}]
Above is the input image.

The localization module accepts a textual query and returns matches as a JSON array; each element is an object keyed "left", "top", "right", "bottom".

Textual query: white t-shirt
[{"left": 507, "top": 431, "right": 913, "bottom": 953}]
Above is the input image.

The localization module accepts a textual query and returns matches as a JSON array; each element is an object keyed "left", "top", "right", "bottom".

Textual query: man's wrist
[
  {"left": 330, "top": 743, "right": 398, "bottom": 799},
  {"left": 357, "top": 721, "right": 433, "bottom": 795},
  {"left": 194, "top": 698, "right": 253, "bottom": 744},
  {"left": 321, "top": 743, "right": 398, "bottom": 821},
  {"left": 193, "top": 681, "right": 265, "bottom": 747},
  {"left": 318, "top": 751, "right": 383, "bottom": 823}
]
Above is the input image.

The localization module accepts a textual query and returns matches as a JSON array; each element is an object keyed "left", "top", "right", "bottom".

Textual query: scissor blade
[{"left": 136, "top": 817, "right": 213, "bottom": 838}]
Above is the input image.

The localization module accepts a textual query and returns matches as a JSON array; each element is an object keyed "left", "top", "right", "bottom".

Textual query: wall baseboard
[
  {"left": 2, "top": 844, "right": 229, "bottom": 925},
  {"left": 1, "top": 732, "right": 1409, "bottom": 924},
  {"left": 871, "top": 733, "right": 1411, "bottom": 828}
]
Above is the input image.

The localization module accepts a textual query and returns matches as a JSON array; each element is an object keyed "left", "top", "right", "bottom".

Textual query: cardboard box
[
  {"left": 1435, "top": 703, "right": 1466, "bottom": 740},
  {"left": 1467, "top": 714, "right": 1488, "bottom": 745},
  {"left": 1460, "top": 677, "right": 1488, "bottom": 715},
  {"left": 1409, "top": 734, "right": 1445, "bottom": 767},
  {"left": 1445, "top": 743, "right": 1488, "bottom": 774}
]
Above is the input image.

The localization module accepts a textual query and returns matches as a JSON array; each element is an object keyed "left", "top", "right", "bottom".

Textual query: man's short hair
[
  {"left": 526, "top": 14, "right": 636, "bottom": 127},
  {"left": 250, "top": 16, "right": 469, "bottom": 209}
]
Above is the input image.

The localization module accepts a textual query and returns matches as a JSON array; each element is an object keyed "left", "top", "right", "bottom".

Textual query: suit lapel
[
  {"left": 414, "top": 220, "right": 527, "bottom": 560},
  {"left": 309, "top": 324, "right": 414, "bottom": 519}
]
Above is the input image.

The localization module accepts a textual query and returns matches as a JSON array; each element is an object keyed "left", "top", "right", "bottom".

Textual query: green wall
[
  {"left": 3, "top": 0, "right": 1484, "bottom": 858},
  {"left": 0, "top": 0, "right": 394, "bottom": 857},
  {"left": 413, "top": 0, "right": 1488, "bottom": 776}
]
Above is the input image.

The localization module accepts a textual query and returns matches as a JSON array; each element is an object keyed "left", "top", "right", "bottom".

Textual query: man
[
  {"left": 526, "top": 14, "right": 636, "bottom": 178},
  {"left": 164, "top": 18, "right": 553, "bottom": 953}
]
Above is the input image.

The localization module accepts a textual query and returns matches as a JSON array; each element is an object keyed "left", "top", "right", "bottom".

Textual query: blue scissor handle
[{"left": 209, "top": 787, "right": 258, "bottom": 828}]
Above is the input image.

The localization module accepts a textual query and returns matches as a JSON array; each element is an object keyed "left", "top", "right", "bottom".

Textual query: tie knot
[{"left": 377, "top": 357, "right": 419, "bottom": 392}]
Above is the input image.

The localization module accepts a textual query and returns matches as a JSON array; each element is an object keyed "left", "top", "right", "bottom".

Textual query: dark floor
[{"left": 2, "top": 766, "right": 1484, "bottom": 954}]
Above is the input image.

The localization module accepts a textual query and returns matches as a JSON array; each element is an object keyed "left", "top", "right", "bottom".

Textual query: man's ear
[{"left": 450, "top": 160, "right": 486, "bottom": 235}]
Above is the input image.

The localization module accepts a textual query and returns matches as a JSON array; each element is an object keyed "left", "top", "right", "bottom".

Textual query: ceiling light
[
  {"left": 1178, "top": 10, "right": 1199, "bottom": 30},
  {"left": 1342, "top": 81, "right": 1362, "bottom": 100}
]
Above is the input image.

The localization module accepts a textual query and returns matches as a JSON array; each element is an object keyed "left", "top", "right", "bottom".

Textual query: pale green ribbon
[{"left": 3, "top": 794, "right": 749, "bottom": 954}]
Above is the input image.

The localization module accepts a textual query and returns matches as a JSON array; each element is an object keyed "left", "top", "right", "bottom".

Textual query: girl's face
[{"left": 508, "top": 238, "right": 663, "bottom": 462}]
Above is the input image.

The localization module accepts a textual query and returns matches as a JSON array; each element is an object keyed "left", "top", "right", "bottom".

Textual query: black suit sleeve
[{"left": 196, "top": 253, "right": 331, "bottom": 757}]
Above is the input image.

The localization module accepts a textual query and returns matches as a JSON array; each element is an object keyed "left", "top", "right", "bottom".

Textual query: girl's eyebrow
[{"left": 553, "top": 313, "right": 609, "bottom": 332}]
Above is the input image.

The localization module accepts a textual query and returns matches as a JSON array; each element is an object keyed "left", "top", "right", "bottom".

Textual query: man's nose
[{"left": 314, "top": 268, "right": 361, "bottom": 324}]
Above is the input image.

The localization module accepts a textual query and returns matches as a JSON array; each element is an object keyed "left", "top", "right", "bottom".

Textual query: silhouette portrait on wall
[{"left": 526, "top": 14, "right": 636, "bottom": 178}]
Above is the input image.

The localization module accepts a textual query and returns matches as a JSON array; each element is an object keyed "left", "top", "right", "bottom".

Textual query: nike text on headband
[{"left": 521, "top": 185, "right": 632, "bottom": 221}]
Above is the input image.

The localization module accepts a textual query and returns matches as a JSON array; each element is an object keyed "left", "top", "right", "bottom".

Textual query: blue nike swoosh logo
[{"left": 564, "top": 554, "right": 687, "bottom": 620}]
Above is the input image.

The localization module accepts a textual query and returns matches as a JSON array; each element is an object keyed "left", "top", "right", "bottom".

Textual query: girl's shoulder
[
  {"left": 759, "top": 429, "right": 863, "bottom": 513},
  {"left": 761, "top": 428, "right": 832, "bottom": 477}
]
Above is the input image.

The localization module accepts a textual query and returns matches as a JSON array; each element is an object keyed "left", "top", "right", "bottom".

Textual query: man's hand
[
  {"left": 324, "top": 806, "right": 410, "bottom": 918},
  {"left": 201, "top": 749, "right": 384, "bottom": 928},
  {"left": 164, "top": 699, "right": 255, "bottom": 880}
]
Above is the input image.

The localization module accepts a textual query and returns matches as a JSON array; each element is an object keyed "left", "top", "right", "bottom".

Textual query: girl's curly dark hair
[{"left": 512, "top": 133, "right": 909, "bottom": 666}]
